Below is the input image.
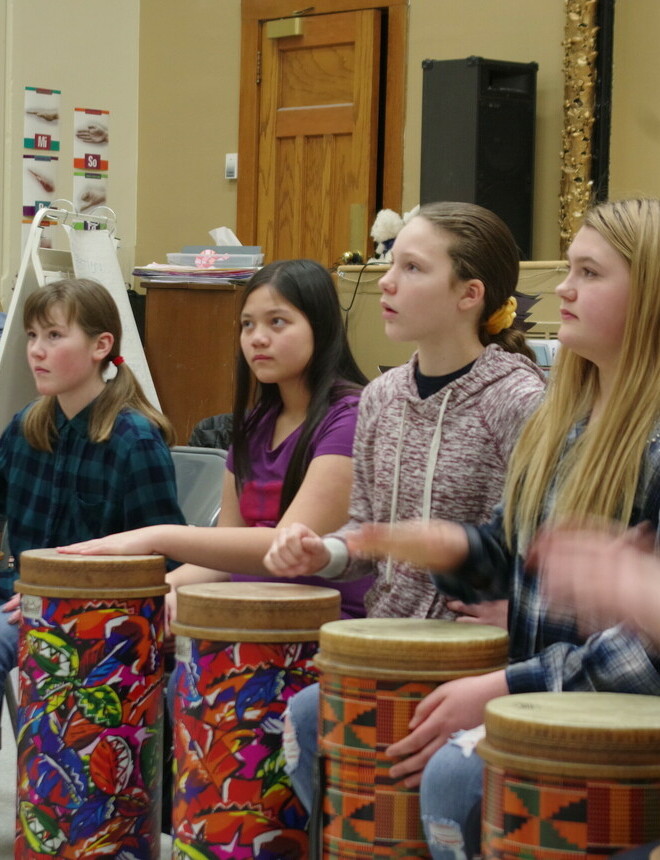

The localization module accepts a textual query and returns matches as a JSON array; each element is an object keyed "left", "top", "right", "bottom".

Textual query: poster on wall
[
  {"left": 22, "top": 154, "right": 58, "bottom": 249},
  {"left": 22, "top": 87, "right": 61, "bottom": 250},
  {"left": 24, "top": 86, "right": 61, "bottom": 152},
  {"left": 23, "top": 154, "right": 57, "bottom": 215},
  {"left": 73, "top": 107, "right": 109, "bottom": 215}
]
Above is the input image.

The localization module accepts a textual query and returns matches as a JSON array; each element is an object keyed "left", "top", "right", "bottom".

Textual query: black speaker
[{"left": 420, "top": 56, "right": 538, "bottom": 259}]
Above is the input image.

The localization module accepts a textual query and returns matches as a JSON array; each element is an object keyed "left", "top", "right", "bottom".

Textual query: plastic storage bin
[{"left": 166, "top": 252, "right": 263, "bottom": 268}]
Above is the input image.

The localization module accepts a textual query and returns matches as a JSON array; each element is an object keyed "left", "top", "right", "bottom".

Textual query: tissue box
[{"left": 182, "top": 245, "right": 261, "bottom": 254}]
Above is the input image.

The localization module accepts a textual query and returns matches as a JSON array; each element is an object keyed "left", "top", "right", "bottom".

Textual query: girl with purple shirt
[{"left": 60, "top": 259, "right": 371, "bottom": 619}]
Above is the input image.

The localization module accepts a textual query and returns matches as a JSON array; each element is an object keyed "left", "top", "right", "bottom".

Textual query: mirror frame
[{"left": 560, "top": 0, "right": 615, "bottom": 253}]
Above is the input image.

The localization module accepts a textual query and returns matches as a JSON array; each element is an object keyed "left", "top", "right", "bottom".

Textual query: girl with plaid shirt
[
  {"left": 0, "top": 278, "right": 184, "bottom": 707},
  {"left": 348, "top": 198, "right": 660, "bottom": 859}
]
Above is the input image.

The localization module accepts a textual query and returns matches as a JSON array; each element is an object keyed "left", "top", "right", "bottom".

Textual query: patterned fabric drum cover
[
  {"left": 170, "top": 581, "right": 340, "bottom": 860},
  {"left": 479, "top": 692, "right": 660, "bottom": 859},
  {"left": 315, "top": 618, "right": 509, "bottom": 859},
  {"left": 14, "top": 548, "right": 169, "bottom": 860}
]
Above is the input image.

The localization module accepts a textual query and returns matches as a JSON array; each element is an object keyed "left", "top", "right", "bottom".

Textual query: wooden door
[
  {"left": 256, "top": 10, "right": 380, "bottom": 265},
  {"left": 239, "top": 0, "right": 407, "bottom": 268}
]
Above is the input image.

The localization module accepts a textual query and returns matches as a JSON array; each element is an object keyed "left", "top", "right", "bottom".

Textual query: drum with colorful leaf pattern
[
  {"left": 170, "top": 580, "right": 340, "bottom": 860},
  {"left": 15, "top": 548, "right": 168, "bottom": 860}
]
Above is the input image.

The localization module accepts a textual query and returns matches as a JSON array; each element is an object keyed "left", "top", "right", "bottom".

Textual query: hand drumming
[
  {"left": 447, "top": 598, "right": 509, "bottom": 629},
  {"left": 57, "top": 526, "right": 160, "bottom": 557},
  {"left": 386, "top": 670, "right": 509, "bottom": 787},
  {"left": 345, "top": 519, "right": 469, "bottom": 571},
  {"left": 263, "top": 523, "right": 330, "bottom": 578},
  {"left": 531, "top": 521, "right": 660, "bottom": 641}
]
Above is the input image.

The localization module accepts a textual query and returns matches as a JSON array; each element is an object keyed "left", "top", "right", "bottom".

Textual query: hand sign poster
[{"left": 73, "top": 107, "right": 109, "bottom": 215}]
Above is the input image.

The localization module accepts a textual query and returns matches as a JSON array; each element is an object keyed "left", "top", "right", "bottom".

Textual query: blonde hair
[
  {"left": 503, "top": 198, "right": 660, "bottom": 547},
  {"left": 22, "top": 278, "right": 175, "bottom": 450}
]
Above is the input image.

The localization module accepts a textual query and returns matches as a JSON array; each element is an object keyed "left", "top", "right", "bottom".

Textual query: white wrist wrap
[{"left": 316, "top": 537, "right": 349, "bottom": 580}]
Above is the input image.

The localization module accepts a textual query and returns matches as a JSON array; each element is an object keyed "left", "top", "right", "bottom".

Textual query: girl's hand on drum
[
  {"left": 264, "top": 523, "right": 330, "bottom": 578},
  {"left": 57, "top": 526, "right": 161, "bottom": 557},
  {"left": 345, "top": 519, "right": 469, "bottom": 571},
  {"left": 165, "top": 589, "right": 177, "bottom": 636},
  {"left": 447, "top": 598, "right": 509, "bottom": 630},
  {"left": 385, "top": 670, "right": 509, "bottom": 788},
  {"left": 1, "top": 593, "right": 21, "bottom": 625}
]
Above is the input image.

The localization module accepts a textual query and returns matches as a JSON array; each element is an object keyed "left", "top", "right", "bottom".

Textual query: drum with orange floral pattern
[{"left": 170, "top": 581, "right": 340, "bottom": 860}]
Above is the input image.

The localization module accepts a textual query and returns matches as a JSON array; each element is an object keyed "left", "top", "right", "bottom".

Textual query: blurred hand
[
  {"left": 447, "top": 598, "right": 508, "bottom": 630},
  {"left": 345, "top": 519, "right": 469, "bottom": 571},
  {"left": 531, "top": 521, "right": 660, "bottom": 639},
  {"left": 79, "top": 186, "right": 106, "bottom": 213},
  {"left": 28, "top": 169, "right": 55, "bottom": 193}
]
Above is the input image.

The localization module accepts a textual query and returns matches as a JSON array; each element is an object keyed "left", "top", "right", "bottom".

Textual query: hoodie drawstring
[{"left": 385, "top": 388, "right": 452, "bottom": 584}]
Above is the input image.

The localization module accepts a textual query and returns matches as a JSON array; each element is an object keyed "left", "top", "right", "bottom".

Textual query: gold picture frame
[{"left": 559, "top": 0, "right": 599, "bottom": 254}]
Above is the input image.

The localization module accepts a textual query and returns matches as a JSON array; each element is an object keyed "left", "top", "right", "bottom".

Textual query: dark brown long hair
[{"left": 231, "top": 259, "right": 367, "bottom": 516}]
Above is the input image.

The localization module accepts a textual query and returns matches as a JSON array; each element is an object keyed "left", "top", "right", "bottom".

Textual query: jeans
[
  {"left": 283, "top": 683, "right": 485, "bottom": 859},
  {"left": 283, "top": 681, "right": 320, "bottom": 814},
  {"left": 420, "top": 735, "right": 484, "bottom": 860},
  {"left": 0, "top": 593, "right": 19, "bottom": 711}
]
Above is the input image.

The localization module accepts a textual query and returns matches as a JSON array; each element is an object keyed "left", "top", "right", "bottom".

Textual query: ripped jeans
[
  {"left": 420, "top": 736, "right": 484, "bottom": 859},
  {"left": 283, "top": 683, "right": 484, "bottom": 859}
]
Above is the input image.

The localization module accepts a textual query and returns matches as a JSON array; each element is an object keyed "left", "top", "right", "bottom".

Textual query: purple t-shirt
[{"left": 226, "top": 392, "right": 371, "bottom": 618}]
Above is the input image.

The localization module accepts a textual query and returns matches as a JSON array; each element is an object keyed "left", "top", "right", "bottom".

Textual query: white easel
[{"left": 0, "top": 203, "right": 159, "bottom": 433}]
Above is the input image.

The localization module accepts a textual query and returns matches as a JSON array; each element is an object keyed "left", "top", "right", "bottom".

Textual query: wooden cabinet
[{"left": 143, "top": 281, "right": 243, "bottom": 444}]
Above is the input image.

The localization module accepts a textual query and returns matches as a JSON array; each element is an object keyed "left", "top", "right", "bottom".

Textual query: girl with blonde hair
[{"left": 346, "top": 198, "right": 660, "bottom": 859}]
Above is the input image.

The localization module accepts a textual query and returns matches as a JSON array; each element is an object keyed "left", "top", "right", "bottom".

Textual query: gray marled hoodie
[{"left": 331, "top": 344, "right": 546, "bottom": 618}]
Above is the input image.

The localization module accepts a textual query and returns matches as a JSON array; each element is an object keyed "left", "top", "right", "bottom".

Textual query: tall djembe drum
[
  {"left": 14, "top": 549, "right": 169, "bottom": 860},
  {"left": 315, "top": 618, "right": 509, "bottom": 859},
  {"left": 170, "top": 581, "right": 341, "bottom": 859},
  {"left": 479, "top": 692, "right": 660, "bottom": 859}
]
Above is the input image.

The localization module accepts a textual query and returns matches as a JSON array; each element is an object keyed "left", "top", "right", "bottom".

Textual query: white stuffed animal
[{"left": 368, "top": 205, "right": 420, "bottom": 263}]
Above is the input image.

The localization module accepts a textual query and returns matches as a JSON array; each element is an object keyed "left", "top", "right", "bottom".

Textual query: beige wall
[
  {"left": 405, "top": 0, "right": 566, "bottom": 259},
  {"left": 137, "top": 0, "right": 567, "bottom": 267},
  {"left": 0, "top": 0, "right": 140, "bottom": 309},
  {"left": 609, "top": 0, "right": 660, "bottom": 199},
  {"left": 136, "top": 0, "right": 242, "bottom": 267},
  {"left": 4, "top": 1, "right": 660, "bottom": 306}
]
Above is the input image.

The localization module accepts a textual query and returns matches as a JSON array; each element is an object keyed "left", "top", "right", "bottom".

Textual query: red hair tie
[{"left": 112, "top": 356, "right": 125, "bottom": 367}]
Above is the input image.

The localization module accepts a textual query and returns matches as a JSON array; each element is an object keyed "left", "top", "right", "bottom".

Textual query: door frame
[{"left": 237, "top": 0, "right": 407, "bottom": 246}]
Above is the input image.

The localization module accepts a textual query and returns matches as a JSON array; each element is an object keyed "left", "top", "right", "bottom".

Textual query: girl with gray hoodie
[{"left": 264, "top": 200, "right": 547, "bottom": 812}]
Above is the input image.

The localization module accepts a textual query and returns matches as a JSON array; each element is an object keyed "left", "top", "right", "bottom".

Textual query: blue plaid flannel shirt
[
  {"left": 433, "top": 422, "right": 660, "bottom": 696},
  {"left": 0, "top": 401, "right": 185, "bottom": 588}
]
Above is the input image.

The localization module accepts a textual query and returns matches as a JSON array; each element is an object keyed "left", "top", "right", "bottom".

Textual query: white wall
[{"left": 0, "top": 0, "right": 140, "bottom": 310}]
